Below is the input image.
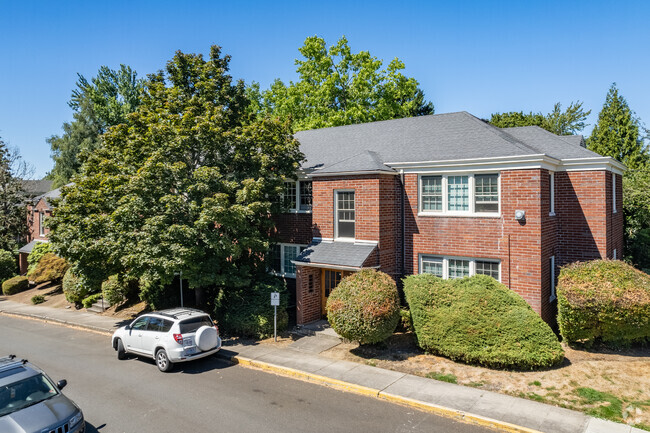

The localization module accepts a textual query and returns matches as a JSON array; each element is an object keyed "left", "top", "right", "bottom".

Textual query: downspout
[{"left": 400, "top": 169, "right": 405, "bottom": 277}]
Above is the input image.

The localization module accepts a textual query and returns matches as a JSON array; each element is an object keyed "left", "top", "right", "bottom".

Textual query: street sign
[
  {"left": 270, "top": 292, "right": 280, "bottom": 306},
  {"left": 270, "top": 292, "right": 280, "bottom": 342}
]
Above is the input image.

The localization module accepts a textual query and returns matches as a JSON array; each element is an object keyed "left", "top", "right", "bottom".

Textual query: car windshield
[
  {"left": 0, "top": 373, "right": 59, "bottom": 417},
  {"left": 179, "top": 316, "right": 213, "bottom": 334}
]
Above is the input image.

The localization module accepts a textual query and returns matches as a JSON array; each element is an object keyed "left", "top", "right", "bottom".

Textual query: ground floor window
[
  {"left": 419, "top": 255, "right": 500, "bottom": 281},
  {"left": 268, "top": 243, "right": 307, "bottom": 278}
]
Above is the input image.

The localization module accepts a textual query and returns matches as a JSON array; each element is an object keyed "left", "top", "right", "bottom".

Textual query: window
[
  {"left": 549, "top": 256, "right": 557, "bottom": 302},
  {"left": 146, "top": 317, "right": 172, "bottom": 332},
  {"left": 179, "top": 316, "right": 214, "bottom": 333},
  {"left": 421, "top": 176, "right": 442, "bottom": 211},
  {"left": 282, "top": 180, "right": 312, "bottom": 212},
  {"left": 474, "top": 174, "right": 498, "bottom": 213},
  {"left": 131, "top": 317, "right": 149, "bottom": 331},
  {"left": 612, "top": 173, "right": 617, "bottom": 213},
  {"left": 421, "top": 256, "right": 443, "bottom": 277},
  {"left": 475, "top": 260, "right": 499, "bottom": 280},
  {"left": 336, "top": 191, "right": 355, "bottom": 239},
  {"left": 549, "top": 172, "right": 555, "bottom": 216},
  {"left": 39, "top": 211, "right": 45, "bottom": 236},
  {"left": 447, "top": 176, "right": 469, "bottom": 211},
  {"left": 419, "top": 173, "right": 500, "bottom": 216},
  {"left": 420, "top": 255, "right": 500, "bottom": 281},
  {"left": 613, "top": 249, "right": 617, "bottom": 260},
  {"left": 269, "top": 243, "right": 307, "bottom": 278},
  {"left": 300, "top": 181, "right": 312, "bottom": 211}
]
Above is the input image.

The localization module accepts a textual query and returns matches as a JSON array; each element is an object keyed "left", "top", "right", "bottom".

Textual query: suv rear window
[{"left": 179, "top": 316, "right": 213, "bottom": 333}]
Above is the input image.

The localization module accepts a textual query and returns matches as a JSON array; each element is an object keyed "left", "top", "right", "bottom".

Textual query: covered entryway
[{"left": 292, "top": 240, "right": 378, "bottom": 324}]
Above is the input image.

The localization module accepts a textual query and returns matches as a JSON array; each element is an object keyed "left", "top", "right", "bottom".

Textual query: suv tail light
[
  {"left": 173, "top": 333, "right": 183, "bottom": 344},
  {"left": 214, "top": 325, "right": 219, "bottom": 335}
]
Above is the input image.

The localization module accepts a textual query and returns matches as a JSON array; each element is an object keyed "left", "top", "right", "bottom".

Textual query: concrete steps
[{"left": 86, "top": 298, "right": 109, "bottom": 313}]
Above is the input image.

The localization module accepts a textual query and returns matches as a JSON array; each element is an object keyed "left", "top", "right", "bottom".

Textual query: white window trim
[
  {"left": 419, "top": 254, "right": 501, "bottom": 282},
  {"left": 417, "top": 173, "right": 501, "bottom": 218},
  {"left": 613, "top": 249, "right": 617, "bottom": 260},
  {"left": 549, "top": 255, "right": 557, "bottom": 302},
  {"left": 334, "top": 189, "right": 355, "bottom": 241},
  {"left": 39, "top": 211, "right": 45, "bottom": 236},
  {"left": 549, "top": 172, "right": 556, "bottom": 216},
  {"left": 612, "top": 173, "right": 617, "bottom": 214},
  {"left": 282, "top": 180, "right": 312, "bottom": 214},
  {"left": 269, "top": 243, "right": 308, "bottom": 278}
]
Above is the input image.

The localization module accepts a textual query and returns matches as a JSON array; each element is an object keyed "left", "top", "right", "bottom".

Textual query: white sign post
[{"left": 271, "top": 292, "right": 280, "bottom": 342}]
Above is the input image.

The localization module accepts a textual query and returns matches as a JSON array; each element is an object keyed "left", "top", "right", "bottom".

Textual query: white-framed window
[
  {"left": 39, "top": 211, "right": 45, "bottom": 236},
  {"left": 335, "top": 190, "right": 355, "bottom": 239},
  {"left": 613, "top": 249, "right": 617, "bottom": 260},
  {"left": 282, "top": 180, "right": 312, "bottom": 213},
  {"left": 418, "top": 173, "right": 500, "bottom": 216},
  {"left": 419, "top": 255, "right": 500, "bottom": 281},
  {"left": 612, "top": 173, "right": 617, "bottom": 214},
  {"left": 549, "top": 172, "right": 555, "bottom": 216},
  {"left": 268, "top": 243, "right": 307, "bottom": 278},
  {"left": 549, "top": 255, "right": 557, "bottom": 302}
]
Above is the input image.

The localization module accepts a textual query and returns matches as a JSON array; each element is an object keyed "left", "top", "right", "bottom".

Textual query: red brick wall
[
  {"left": 27, "top": 199, "right": 51, "bottom": 242},
  {"left": 541, "top": 170, "right": 558, "bottom": 322},
  {"left": 295, "top": 266, "right": 322, "bottom": 324}
]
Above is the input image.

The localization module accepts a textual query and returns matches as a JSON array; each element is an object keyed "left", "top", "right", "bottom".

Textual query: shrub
[
  {"left": 326, "top": 269, "right": 400, "bottom": 345},
  {"left": 102, "top": 275, "right": 132, "bottom": 306},
  {"left": 214, "top": 278, "right": 288, "bottom": 338},
  {"left": 2, "top": 276, "right": 29, "bottom": 295},
  {"left": 31, "top": 295, "right": 45, "bottom": 305},
  {"left": 557, "top": 260, "right": 650, "bottom": 347},
  {"left": 63, "top": 269, "right": 88, "bottom": 304},
  {"left": 397, "top": 308, "right": 414, "bottom": 333},
  {"left": 404, "top": 274, "right": 564, "bottom": 369},
  {"left": 27, "top": 253, "right": 69, "bottom": 284},
  {"left": 82, "top": 293, "right": 103, "bottom": 309},
  {"left": 0, "top": 250, "right": 16, "bottom": 283},
  {"left": 26, "top": 242, "right": 52, "bottom": 273}
]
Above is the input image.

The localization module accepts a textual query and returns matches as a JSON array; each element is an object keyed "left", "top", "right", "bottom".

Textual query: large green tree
[
  {"left": 587, "top": 83, "right": 648, "bottom": 169},
  {"left": 0, "top": 138, "right": 29, "bottom": 251},
  {"left": 47, "top": 46, "right": 303, "bottom": 307},
  {"left": 250, "top": 36, "right": 434, "bottom": 131},
  {"left": 623, "top": 165, "right": 650, "bottom": 271},
  {"left": 489, "top": 101, "right": 590, "bottom": 135},
  {"left": 48, "top": 65, "right": 144, "bottom": 187}
]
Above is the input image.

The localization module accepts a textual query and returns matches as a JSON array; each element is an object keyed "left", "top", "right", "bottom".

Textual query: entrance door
[{"left": 321, "top": 269, "right": 351, "bottom": 317}]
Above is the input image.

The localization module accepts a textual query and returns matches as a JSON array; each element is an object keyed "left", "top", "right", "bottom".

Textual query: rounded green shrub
[
  {"left": 404, "top": 274, "right": 564, "bottom": 369},
  {"left": 27, "top": 253, "right": 69, "bottom": 284},
  {"left": 26, "top": 242, "right": 53, "bottom": 274},
  {"left": 82, "top": 293, "right": 103, "bottom": 309},
  {"left": 215, "top": 279, "right": 288, "bottom": 339},
  {"left": 557, "top": 260, "right": 650, "bottom": 347},
  {"left": 63, "top": 269, "right": 88, "bottom": 304},
  {"left": 31, "top": 295, "right": 45, "bottom": 305},
  {"left": 2, "top": 276, "right": 29, "bottom": 295},
  {"left": 0, "top": 250, "right": 16, "bottom": 283},
  {"left": 102, "top": 275, "right": 131, "bottom": 306},
  {"left": 326, "top": 269, "right": 400, "bottom": 345}
]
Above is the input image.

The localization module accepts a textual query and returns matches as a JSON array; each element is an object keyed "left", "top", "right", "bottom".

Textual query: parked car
[
  {"left": 112, "top": 308, "right": 222, "bottom": 372},
  {"left": 0, "top": 355, "right": 85, "bottom": 433}
]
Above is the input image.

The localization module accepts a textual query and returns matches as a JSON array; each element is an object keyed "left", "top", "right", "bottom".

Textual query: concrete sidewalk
[{"left": 0, "top": 298, "right": 644, "bottom": 433}]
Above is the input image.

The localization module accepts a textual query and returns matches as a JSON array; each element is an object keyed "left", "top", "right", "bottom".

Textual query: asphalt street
[{"left": 0, "top": 315, "right": 492, "bottom": 433}]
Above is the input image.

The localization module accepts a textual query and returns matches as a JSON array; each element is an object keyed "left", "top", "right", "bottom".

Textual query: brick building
[
  {"left": 18, "top": 186, "right": 62, "bottom": 274},
  {"left": 271, "top": 112, "right": 624, "bottom": 325}
]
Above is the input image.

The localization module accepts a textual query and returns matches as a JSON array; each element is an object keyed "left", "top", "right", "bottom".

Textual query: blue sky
[{"left": 1, "top": 0, "right": 648, "bottom": 178}]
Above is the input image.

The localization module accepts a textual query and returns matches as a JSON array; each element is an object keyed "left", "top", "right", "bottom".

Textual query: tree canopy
[
  {"left": 47, "top": 46, "right": 303, "bottom": 307},
  {"left": 0, "top": 137, "right": 29, "bottom": 251},
  {"left": 48, "top": 65, "right": 144, "bottom": 187},
  {"left": 488, "top": 101, "right": 590, "bottom": 136},
  {"left": 587, "top": 83, "right": 648, "bottom": 169},
  {"left": 249, "top": 36, "right": 434, "bottom": 131}
]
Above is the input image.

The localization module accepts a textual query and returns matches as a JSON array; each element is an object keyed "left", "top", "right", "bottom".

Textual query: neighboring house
[
  {"left": 272, "top": 111, "right": 624, "bottom": 325},
  {"left": 18, "top": 186, "right": 62, "bottom": 274}
]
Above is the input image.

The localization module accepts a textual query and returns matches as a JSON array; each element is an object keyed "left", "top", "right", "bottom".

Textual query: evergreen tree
[
  {"left": 0, "top": 137, "right": 29, "bottom": 251},
  {"left": 489, "top": 101, "right": 590, "bottom": 136},
  {"left": 587, "top": 83, "right": 648, "bottom": 169}
]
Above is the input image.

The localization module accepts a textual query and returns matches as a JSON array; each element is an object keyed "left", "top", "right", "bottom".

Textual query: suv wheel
[
  {"left": 116, "top": 339, "right": 127, "bottom": 360},
  {"left": 155, "top": 349, "right": 173, "bottom": 372}
]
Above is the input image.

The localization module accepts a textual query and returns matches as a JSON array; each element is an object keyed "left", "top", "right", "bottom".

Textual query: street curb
[
  {"left": 0, "top": 310, "right": 113, "bottom": 336},
  {"left": 216, "top": 352, "right": 543, "bottom": 433}
]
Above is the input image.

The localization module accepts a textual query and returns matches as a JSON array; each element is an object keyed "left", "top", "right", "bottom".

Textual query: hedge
[
  {"left": 26, "top": 242, "right": 52, "bottom": 274},
  {"left": 214, "top": 279, "right": 288, "bottom": 339},
  {"left": 326, "top": 269, "right": 401, "bottom": 344},
  {"left": 557, "top": 260, "right": 650, "bottom": 347},
  {"left": 404, "top": 274, "right": 564, "bottom": 370},
  {"left": 27, "top": 253, "right": 69, "bottom": 284},
  {"left": 63, "top": 269, "right": 88, "bottom": 304},
  {"left": 102, "top": 275, "right": 134, "bottom": 306},
  {"left": 2, "top": 276, "right": 29, "bottom": 295},
  {"left": 0, "top": 250, "right": 16, "bottom": 283}
]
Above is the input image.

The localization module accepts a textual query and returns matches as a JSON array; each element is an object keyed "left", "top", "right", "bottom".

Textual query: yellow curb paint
[{"left": 231, "top": 355, "right": 544, "bottom": 433}]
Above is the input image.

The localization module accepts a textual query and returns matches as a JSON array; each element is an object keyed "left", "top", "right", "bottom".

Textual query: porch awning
[
  {"left": 293, "top": 240, "right": 377, "bottom": 269},
  {"left": 18, "top": 240, "right": 46, "bottom": 254}
]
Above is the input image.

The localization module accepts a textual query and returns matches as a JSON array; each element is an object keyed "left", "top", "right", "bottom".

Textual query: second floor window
[
  {"left": 283, "top": 180, "right": 312, "bottom": 212},
  {"left": 39, "top": 211, "right": 45, "bottom": 236},
  {"left": 419, "top": 173, "right": 500, "bottom": 216},
  {"left": 336, "top": 191, "right": 355, "bottom": 239}
]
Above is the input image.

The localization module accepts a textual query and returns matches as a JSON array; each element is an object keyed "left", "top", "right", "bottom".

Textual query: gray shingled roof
[
  {"left": 18, "top": 240, "right": 46, "bottom": 254},
  {"left": 20, "top": 180, "right": 54, "bottom": 197},
  {"left": 294, "top": 241, "right": 376, "bottom": 268},
  {"left": 294, "top": 112, "right": 600, "bottom": 174},
  {"left": 313, "top": 150, "right": 395, "bottom": 175}
]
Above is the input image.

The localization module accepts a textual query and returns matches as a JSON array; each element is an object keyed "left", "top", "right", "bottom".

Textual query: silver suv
[
  {"left": 0, "top": 355, "right": 85, "bottom": 433},
  {"left": 111, "top": 308, "right": 222, "bottom": 372}
]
